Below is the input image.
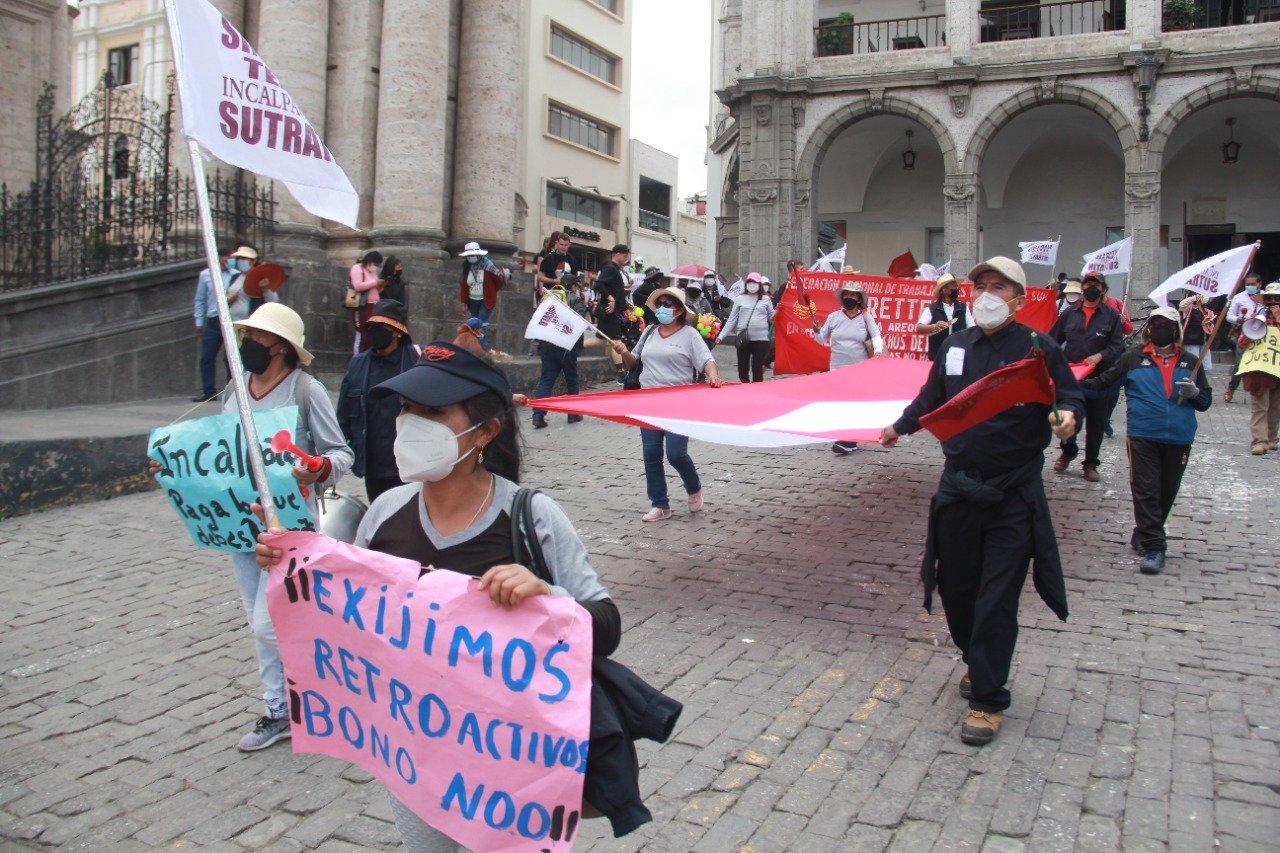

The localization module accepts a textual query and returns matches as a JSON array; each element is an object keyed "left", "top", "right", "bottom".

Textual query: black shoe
[
  {"left": 1139, "top": 550, "right": 1166, "bottom": 575},
  {"left": 1129, "top": 531, "right": 1142, "bottom": 554},
  {"left": 567, "top": 415, "right": 583, "bottom": 424},
  {"left": 191, "top": 393, "right": 214, "bottom": 403},
  {"left": 959, "top": 673, "right": 973, "bottom": 700},
  {"left": 532, "top": 418, "right": 548, "bottom": 430},
  {"left": 831, "top": 441, "right": 858, "bottom": 455}
]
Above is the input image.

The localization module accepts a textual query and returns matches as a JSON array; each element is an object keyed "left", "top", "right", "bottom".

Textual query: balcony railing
[
  {"left": 979, "top": 0, "right": 1120, "bottom": 41},
  {"left": 815, "top": 15, "right": 946, "bottom": 56},
  {"left": 1164, "top": 0, "right": 1280, "bottom": 30},
  {"left": 638, "top": 208, "right": 671, "bottom": 234}
]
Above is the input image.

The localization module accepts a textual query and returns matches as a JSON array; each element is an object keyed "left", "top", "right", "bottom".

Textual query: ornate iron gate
[{"left": 0, "top": 73, "right": 274, "bottom": 292}]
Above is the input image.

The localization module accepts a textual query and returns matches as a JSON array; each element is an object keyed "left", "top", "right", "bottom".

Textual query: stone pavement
[{"left": 1, "top": 354, "right": 1278, "bottom": 851}]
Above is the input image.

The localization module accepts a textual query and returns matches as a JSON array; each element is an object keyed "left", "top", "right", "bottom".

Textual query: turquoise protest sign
[{"left": 148, "top": 406, "right": 316, "bottom": 552}]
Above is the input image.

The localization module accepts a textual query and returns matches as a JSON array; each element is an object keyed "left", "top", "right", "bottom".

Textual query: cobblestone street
[{"left": 2, "top": 358, "right": 1278, "bottom": 851}]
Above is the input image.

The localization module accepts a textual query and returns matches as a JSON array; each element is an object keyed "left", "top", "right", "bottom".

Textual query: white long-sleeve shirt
[
  {"left": 720, "top": 295, "right": 776, "bottom": 343},
  {"left": 816, "top": 309, "right": 884, "bottom": 370}
]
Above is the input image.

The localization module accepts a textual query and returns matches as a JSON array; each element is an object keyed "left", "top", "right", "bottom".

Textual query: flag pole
[{"left": 163, "top": 0, "right": 278, "bottom": 526}]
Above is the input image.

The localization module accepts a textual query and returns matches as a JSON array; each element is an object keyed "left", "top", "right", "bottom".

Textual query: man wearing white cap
[
  {"left": 1081, "top": 307, "right": 1211, "bottom": 575},
  {"left": 880, "top": 256, "right": 1082, "bottom": 746},
  {"left": 458, "top": 241, "right": 510, "bottom": 351}
]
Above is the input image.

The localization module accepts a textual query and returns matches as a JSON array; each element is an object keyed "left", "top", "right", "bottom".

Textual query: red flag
[
  {"left": 919, "top": 352, "right": 1055, "bottom": 441},
  {"left": 887, "top": 251, "right": 918, "bottom": 279}
]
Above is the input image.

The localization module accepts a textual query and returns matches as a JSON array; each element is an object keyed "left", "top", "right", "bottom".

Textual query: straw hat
[
  {"left": 233, "top": 303, "right": 313, "bottom": 366},
  {"left": 645, "top": 286, "right": 689, "bottom": 313},
  {"left": 932, "top": 274, "right": 958, "bottom": 298}
]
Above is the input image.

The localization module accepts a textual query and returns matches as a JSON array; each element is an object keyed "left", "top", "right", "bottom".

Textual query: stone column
[
  {"left": 371, "top": 0, "right": 450, "bottom": 255},
  {"left": 946, "top": 0, "right": 980, "bottom": 58},
  {"left": 324, "top": 0, "right": 382, "bottom": 251},
  {"left": 1128, "top": 0, "right": 1161, "bottom": 42},
  {"left": 450, "top": 0, "right": 519, "bottom": 254},
  {"left": 255, "top": 0, "right": 330, "bottom": 255},
  {"left": 943, "top": 172, "right": 980, "bottom": 274},
  {"left": 1124, "top": 170, "right": 1161, "bottom": 302}
]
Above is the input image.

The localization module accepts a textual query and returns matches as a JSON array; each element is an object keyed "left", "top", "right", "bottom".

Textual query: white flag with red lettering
[
  {"left": 1081, "top": 237, "right": 1133, "bottom": 277},
  {"left": 165, "top": 0, "right": 358, "bottom": 228},
  {"left": 1019, "top": 240, "right": 1059, "bottom": 267},
  {"left": 1147, "top": 243, "right": 1257, "bottom": 307},
  {"left": 525, "top": 295, "right": 590, "bottom": 349}
]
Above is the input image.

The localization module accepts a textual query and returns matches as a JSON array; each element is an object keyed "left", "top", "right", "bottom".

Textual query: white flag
[
  {"left": 165, "top": 0, "right": 359, "bottom": 228},
  {"left": 1081, "top": 237, "right": 1133, "bottom": 277},
  {"left": 1019, "top": 240, "right": 1060, "bottom": 267},
  {"left": 525, "top": 296, "right": 590, "bottom": 349},
  {"left": 915, "top": 260, "right": 951, "bottom": 281},
  {"left": 809, "top": 246, "right": 846, "bottom": 272},
  {"left": 1147, "top": 244, "right": 1257, "bottom": 307}
]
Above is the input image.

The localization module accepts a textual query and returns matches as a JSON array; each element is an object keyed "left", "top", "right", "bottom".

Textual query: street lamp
[
  {"left": 1136, "top": 51, "right": 1159, "bottom": 142},
  {"left": 902, "top": 130, "right": 916, "bottom": 170},
  {"left": 1222, "top": 118, "right": 1241, "bottom": 164}
]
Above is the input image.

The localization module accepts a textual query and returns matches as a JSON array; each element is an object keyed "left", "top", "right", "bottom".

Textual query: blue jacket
[
  {"left": 337, "top": 343, "right": 419, "bottom": 477},
  {"left": 1084, "top": 343, "right": 1211, "bottom": 445}
]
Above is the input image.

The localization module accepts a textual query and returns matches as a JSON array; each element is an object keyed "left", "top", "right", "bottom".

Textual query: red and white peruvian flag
[
  {"left": 531, "top": 358, "right": 931, "bottom": 447},
  {"left": 164, "top": 0, "right": 358, "bottom": 227}
]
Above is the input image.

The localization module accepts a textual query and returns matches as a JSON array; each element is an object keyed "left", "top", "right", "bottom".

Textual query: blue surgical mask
[
  {"left": 654, "top": 307, "right": 676, "bottom": 325},
  {"left": 1246, "top": 285, "right": 1259, "bottom": 296},
  {"left": 234, "top": 258, "right": 251, "bottom": 273},
  {"left": 468, "top": 255, "right": 482, "bottom": 265}
]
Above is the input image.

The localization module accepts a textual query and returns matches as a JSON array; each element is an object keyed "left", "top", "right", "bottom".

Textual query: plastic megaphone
[{"left": 1242, "top": 314, "right": 1268, "bottom": 341}]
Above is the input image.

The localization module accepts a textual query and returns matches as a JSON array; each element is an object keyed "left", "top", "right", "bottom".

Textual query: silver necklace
[{"left": 464, "top": 474, "right": 495, "bottom": 530}]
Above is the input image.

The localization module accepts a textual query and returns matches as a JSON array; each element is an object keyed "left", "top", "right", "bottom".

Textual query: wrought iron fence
[
  {"left": 1166, "top": 0, "right": 1280, "bottom": 30},
  {"left": 816, "top": 14, "right": 946, "bottom": 56},
  {"left": 0, "top": 74, "right": 274, "bottom": 292},
  {"left": 978, "top": 0, "right": 1120, "bottom": 41}
]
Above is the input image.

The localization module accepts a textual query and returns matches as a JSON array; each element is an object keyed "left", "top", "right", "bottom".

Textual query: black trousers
[
  {"left": 1060, "top": 393, "right": 1110, "bottom": 467},
  {"left": 1127, "top": 438, "right": 1189, "bottom": 552},
  {"left": 736, "top": 340, "right": 770, "bottom": 383},
  {"left": 934, "top": 492, "right": 1034, "bottom": 713}
]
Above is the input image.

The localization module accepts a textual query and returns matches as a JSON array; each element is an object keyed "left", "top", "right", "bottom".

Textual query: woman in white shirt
[
  {"left": 719, "top": 272, "right": 777, "bottom": 383},
  {"left": 816, "top": 282, "right": 884, "bottom": 453}
]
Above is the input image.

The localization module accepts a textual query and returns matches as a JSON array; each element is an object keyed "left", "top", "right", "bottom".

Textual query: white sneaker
[
  {"left": 688, "top": 490, "right": 704, "bottom": 512},
  {"left": 642, "top": 507, "right": 674, "bottom": 522}
]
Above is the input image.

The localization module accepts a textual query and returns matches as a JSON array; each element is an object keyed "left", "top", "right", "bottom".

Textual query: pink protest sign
[{"left": 264, "top": 531, "right": 593, "bottom": 852}]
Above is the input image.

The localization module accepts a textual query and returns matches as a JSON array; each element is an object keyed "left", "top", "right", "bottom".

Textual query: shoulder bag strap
[{"left": 509, "top": 487, "right": 552, "bottom": 584}]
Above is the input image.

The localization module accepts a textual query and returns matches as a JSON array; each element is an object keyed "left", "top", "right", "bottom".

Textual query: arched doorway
[
  {"left": 1157, "top": 97, "right": 1280, "bottom": 283},
  {"left": 977, "top": 103, "right": 1126, "bottom": 288},
  {"left": 813, "top": 114, "right": 946, "bottom": 276}
]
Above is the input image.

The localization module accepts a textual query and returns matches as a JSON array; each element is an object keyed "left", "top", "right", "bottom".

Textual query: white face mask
[
  {"left": 746, "top": 282, "right": 759, "bottom": 294},
  {"left": 972, "top": 291, "right": 1013, "bottom": 330},
  {"left": 1064, "top": 293, "right": 1082, "bottom": 304},
  {"left": 393, "top": 414, "right": 482, "bottom": 483}
]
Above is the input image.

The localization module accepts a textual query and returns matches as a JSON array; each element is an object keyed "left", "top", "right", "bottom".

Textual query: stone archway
[
  {"left": 794, "top": 95, "right": 959, "bottom": 266},
  {"left": 1146, "top": 75, "right": 1280, "bottom": 166},
  {"left": 962, "top": 83, "right": 1141, "bottom": 176}
]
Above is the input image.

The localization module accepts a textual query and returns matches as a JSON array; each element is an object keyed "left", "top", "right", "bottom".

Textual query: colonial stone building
[
  {"left": 1, "top": 0, "right": 76, "bottom": 188},
  {"left": 708, "top": 0, "right": 1280, "bottom": 298}
]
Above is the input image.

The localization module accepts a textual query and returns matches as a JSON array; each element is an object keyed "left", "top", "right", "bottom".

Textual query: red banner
[{"left": 775, "top": 273, "right": 1059, "bottom": 375}]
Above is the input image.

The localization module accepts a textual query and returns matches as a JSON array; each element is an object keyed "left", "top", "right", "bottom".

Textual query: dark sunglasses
[{"left": 655, "top": 299, "right": 679, "bottom": 308}]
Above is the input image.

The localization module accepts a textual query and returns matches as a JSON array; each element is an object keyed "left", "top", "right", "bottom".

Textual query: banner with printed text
[
  {"left": 166, "top": 0, "right": 358, "bottom": 227},
  {"left": 1081, "top": 237, "right": 1133, "bottom": 278},
  {"left": 266, "top": 532, "right": 593, "bottom": 853},
  {"left": 148, "top": 406, "right": 314, "bottom": 552},
  {"left": 776, "top": 273, "right": 1059, "bottom": 374}
]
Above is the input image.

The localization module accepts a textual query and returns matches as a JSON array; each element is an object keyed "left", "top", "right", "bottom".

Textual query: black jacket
[
  {"left": 1048, "top": 301, "right": 1125, "bottom": 370},
  {"left": 337, "top": 343, "right": 419, "bottom": 478},
  {"left": 585, "top": 657, "right": 683, "bottom": 837},
  {"left": 594, "top": 262, "right": 627, "bottom": 318}
]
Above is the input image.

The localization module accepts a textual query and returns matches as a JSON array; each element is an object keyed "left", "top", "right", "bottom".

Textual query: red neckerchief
[
  {"left": 1142, "top": 341, "right": 1178, "bottom": 398},
  {"left": 1081, "top": 303, "right": 1098, "bottom": 328}
]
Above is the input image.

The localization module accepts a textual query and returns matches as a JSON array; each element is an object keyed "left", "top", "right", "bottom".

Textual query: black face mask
[
  {"left": 946, "top": 289, "right": 960, "bottom": 301},
  {"left": 842, "top": 297, "right": 861, "bottom": 310},
  {"left": 367, "top": 325, "right": 395, "bottom": 351},
  {"left": 239, "top": 338, "right": 273, "bottom": 375},
  {"left": 1148, "top": 324, "right": 1178, "bottom": 347},
  {"left": 1083, "top": 286, "right": 1103, "bottom": 302}
]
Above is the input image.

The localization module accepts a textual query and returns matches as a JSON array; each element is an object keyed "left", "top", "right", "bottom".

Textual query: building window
[
  {"left": 547, "top": 103, "right": 616, "bottom": 157},
  {"left": 546, "top": 184, "right": 611, "bottom": 230},
  {"left": 590, "top": 0, "right": 620, "bottom": 14},
  {"left": 107, "top": 44, "right": 138, "bottom": 88},
  {"left": 638, "top": 176, "right": 672, "bottom": 234},
  {"left": 550, "top": 25, "right": 618, "bottom": 85}
]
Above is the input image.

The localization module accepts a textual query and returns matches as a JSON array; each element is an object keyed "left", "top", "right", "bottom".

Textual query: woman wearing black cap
[
  {"left": 337, "top": 299, "right": 418, "bottom": 502},
  {"left": 260, "top": 341, "right": 626, "bottom": 849}
]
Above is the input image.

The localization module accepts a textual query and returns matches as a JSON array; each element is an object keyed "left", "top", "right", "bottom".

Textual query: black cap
[
  {"left": 372, "top": 341, "right": 511, "bottom": 407},
  {"left": 368, "top": 299, "right": 409, "bottom": 334},
  {"left": 611, "top": 244, "right": 630, "bottom": 254}
]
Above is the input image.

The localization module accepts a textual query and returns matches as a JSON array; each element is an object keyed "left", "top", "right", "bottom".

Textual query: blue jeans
[
  {"left": 198, "top": 321, "right": 225, "bottom": 397},
  {"left": 230, "top": 551, "right": 287, "bottom": 720},
  {"left": 466, "top": 299, "right": 491, "bottom": 350},
  {"left": 533, "top": 342, "right": 582, "bottom": 424},
  {"left": 641, "top": 428, "right": 700, "bottom": 509}
]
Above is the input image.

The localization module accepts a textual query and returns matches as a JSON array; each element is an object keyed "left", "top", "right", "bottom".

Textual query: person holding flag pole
[
  {"left": 879, "top": 256, "right": 1082, "bottom": 746},
  {"left": 161, "top": 0, "right": 359, "bottom": 750}
]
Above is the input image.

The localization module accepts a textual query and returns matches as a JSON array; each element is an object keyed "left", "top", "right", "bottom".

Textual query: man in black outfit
[
  {"left": 1048, "top": 271, "right": 1125, "bottom": 482},
  {"left": 594, "top": 243, "right": 631, "bottom": 381},
  {"left": 915, "top": 273, "right": 968, "bottom": 361},
  {"left": 881, "top": 256, "right": 1082, "bottom": 746}
]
